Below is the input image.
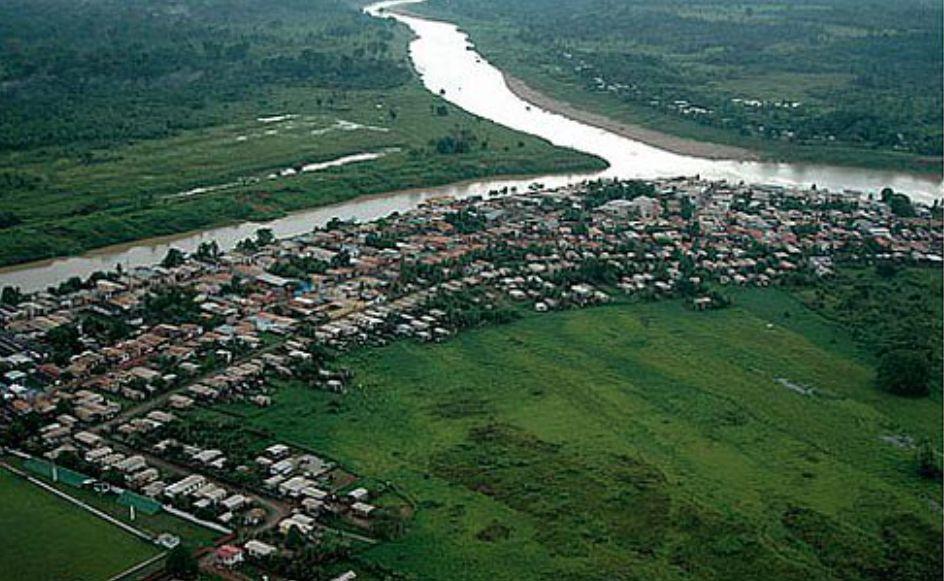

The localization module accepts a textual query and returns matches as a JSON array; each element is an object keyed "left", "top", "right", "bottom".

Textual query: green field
[
  {"left": 0, "top": 467, "right": 160, "bottom": 581},
  {"left": 0, "top": 82, "right": 602, "bottom": 269},
  {"left": 11, "top": 458, "right": 222, "bottom": 549},
  {"left": 414, "top": 0, "right": 943, "bottom": 173},
  {"left": 210, "top": 286, "right": 942, "bottom": 579}
]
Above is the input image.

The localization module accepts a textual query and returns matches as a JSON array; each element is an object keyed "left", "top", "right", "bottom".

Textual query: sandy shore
[{"left": 504, "top": 75, "right": 761, "bottom": 162}]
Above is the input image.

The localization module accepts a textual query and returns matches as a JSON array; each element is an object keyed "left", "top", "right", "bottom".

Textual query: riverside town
[{"left": 1, "top": 176, "right": 940, "bottom": 579}]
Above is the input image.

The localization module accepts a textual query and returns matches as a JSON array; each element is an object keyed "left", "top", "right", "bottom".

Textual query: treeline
[
  {"left": 0, "top": 0, "right": 410, "bottom": 152},
  {"left": 793, "top": 266, "right": 941, "bottom": 399}
]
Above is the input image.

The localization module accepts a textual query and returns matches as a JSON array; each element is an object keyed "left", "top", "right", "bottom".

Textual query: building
[
  {"left": 164, "top": 474, "right": 206, "bottom": 498},
  {"left": 214, "top": 545, "right": 244, "bottom": 567},
  {"left": 244, "top": 539, "right": 277, "bottom": 559}
]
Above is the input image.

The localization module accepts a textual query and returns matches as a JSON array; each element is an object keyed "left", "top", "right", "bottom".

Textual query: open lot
[
  {"left": 0, "top": 467, "right": 160, "bottom": 581},
  {"left": 216, "top": 288, "right": 941, "bottom": 579}
]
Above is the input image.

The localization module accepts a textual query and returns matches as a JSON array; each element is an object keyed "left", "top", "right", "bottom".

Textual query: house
[
  {"left": 302, "top": 497, "right": 326, "bottom": 515},
  {"left": 628, "top": 196, "right": 662, "bottom": 220},
  {"left": 221, "top": 494, "right": 248, "bottom": 512},
  {"left": 214, "top": 545, "right": 244, "bottom": 568},
  {"left": 85, "top": 446, "right": 113, "bottom": 462},
  {"left": 168, "top": 394, "right": 194, "bottom": 409},
  {"left": 279, "top": 514, "right": 315, "bottom": 535},
  {"left": 244, "top": 539, "right": 277, "bottom": 559},
  {"left": 142, "top": 480, "right": 166, "bottom": 497},
  {"left": 278, "top": 476, "right": 312, "bottom": 498},
  {"left": 114, "top": 455, "right": 147, "bottom": 473},
  {"left": 269, "top": 458, "right": 295, "bottom": 476},
  {"left": 128, "top": 468, "right": 159, "bottom": 487},
  {"left": 73, "top": 431, "right": 102, "bottom": 448},
  {"left": 265, "top": 444, "right": 290, "bottom": 459},
  {"left": 351, "top": 502, "right": 376, "bottom": 519},
  {"left": 164, "top": 474, "right": 206, "bottom": 498}
]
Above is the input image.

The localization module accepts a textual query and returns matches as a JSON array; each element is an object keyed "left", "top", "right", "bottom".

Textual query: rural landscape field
[
  {"left": 0, "top": 0, "right": 941, "bottom": 580},
  {"left": 200, "top": 277, "right": 942, "bottom": 579}
]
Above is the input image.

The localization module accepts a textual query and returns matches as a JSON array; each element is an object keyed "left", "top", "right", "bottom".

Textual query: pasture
[{"left": 216, "top": 288, "right": 942, "bottom": 579}]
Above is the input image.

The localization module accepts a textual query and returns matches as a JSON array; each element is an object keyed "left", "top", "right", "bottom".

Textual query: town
[{"left": 1, "top": 176, "right": 940, "bottom": 579}]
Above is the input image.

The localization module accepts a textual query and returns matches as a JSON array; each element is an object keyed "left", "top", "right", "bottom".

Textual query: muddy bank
[{"left": 504, "top": 75, "right": 760, "bottom": 162}]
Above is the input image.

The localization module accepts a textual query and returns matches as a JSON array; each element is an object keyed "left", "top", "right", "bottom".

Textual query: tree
[
  {"left": 255, "top": 228, "right": 275, "bottom": 247},
  {"left": 875, "top": 261, "right": 899, "bottom": 279},
  {"left": 161, "top": 248, "right": 186, "bottom": 269},
  {"left": 46, "top": 324, "right": 83, "bottom": 365},
  {"left": 916, "top": 439, "right": 942, "bottom": 480},
  {"left": 284, "top": 525, "right": 306, "bottom": 550},
  {"left": 371, "top": 507, "right": 406, "bottom": 540},
  {"left": 1, "top": 286, "right": 24, "bottom": 306},
  {"left": 0, "top": 211, "right": 21, "bottom": 228},
  {"left": 876, "top": 349, "right": 930, "bottom": 397},
  {"left": 164, "top": 545, "right": 198, "bottom": 579},
  {"left": 881, "top": 188, "right": 916, "bottom": 218},
  {"left": 194, "top": 241, "right": 221, "bottom": 263}
]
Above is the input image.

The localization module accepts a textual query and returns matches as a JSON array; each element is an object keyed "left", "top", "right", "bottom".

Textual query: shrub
[{"left": 876, "top": 349, "right": 930, "bottom": 397}]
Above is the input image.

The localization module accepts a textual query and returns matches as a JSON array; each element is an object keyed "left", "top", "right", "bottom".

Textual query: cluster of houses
[{"left": 2, "top": 176, "right": 940, "bottom": 576}]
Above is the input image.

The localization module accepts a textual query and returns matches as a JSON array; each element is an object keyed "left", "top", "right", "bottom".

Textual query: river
[{"left": 0, "top": 0, "right": 940, "bottom": 293}]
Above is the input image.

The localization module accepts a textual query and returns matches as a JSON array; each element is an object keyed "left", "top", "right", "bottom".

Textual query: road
[{"left": 93, "top": 338, "right": 288, "bottom": 435}]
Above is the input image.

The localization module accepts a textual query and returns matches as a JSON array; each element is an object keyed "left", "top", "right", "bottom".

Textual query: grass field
[
  {"left": 211, "top": 287, "right": 942, "bottom": 579},
  {"left": 0, "top": 82, "right": 603, "bottom": 268},
  {"left": 0, "top": 467, "right": 160, "bottom": 581}
]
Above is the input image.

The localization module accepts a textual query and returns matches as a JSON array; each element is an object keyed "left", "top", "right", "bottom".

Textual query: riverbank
[
  {"left": 404, "top": 0, "right": 942, "bottom": 177},
  {"left": 0, "top": 170, "right": 599, "bottom": 293},
  {"left": 504, "top": 75, "right": 760, "bottom": 162},
  {"left": 0, "top": 82, "right": 604, "bottom": 272}
]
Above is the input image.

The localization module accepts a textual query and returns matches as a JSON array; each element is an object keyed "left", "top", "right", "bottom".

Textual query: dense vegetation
[
  {"left": 0, "top": 0, "right": 603, "bottom": 268},
  {"left": 206, "top": 280, "right": 940, "bottom": 579},
  {"left": 0, "top": 0, "right": 407, "bottom": 151},
  {"left": 417, "top": 0, "right": 943, "bottom": 170},
  {"left": 790, "top": 266, "right": 942, "bottom": 397}
]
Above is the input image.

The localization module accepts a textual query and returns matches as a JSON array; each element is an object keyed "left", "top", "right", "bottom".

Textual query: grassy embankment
[
  {"left": 202, "top": 271, "right": 942, "bottom": 579},
  {"left": 0, "top": 466, "right": 160, "bottom": 580},
  {"left": 411, "top": 0, "right": 943, "bottom": 174},
  {"left": 0, "top": 83, "right": 603, "bottom": 269}
]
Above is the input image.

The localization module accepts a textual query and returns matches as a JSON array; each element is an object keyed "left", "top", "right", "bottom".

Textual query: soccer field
[{"left": 0, "top": 467, "right": 159, "bottom": 581}]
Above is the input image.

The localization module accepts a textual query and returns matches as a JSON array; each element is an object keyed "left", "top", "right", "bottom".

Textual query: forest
[
  {"left": 0, "top": 0, "right": 409, "bottom": 152},
  {"left": 417, "top": 0, "right": 943, "bottom": 168}
]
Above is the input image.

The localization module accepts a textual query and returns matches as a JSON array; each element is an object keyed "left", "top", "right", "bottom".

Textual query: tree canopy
[{"left": 876, "top": 349, "right": 931, "bottom": 397}]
